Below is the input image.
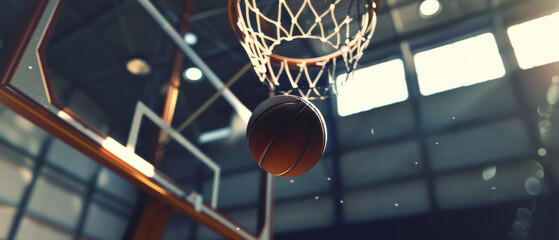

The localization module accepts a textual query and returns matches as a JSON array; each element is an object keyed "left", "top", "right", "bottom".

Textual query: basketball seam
[
  {"left": 246, "top": 96, "right": 299, "bottom": 135},
  {"left": 301, "top": 97, "right": 327, "bottom": 154},
  {"left": 246, "top": 101, "right": 300, "bottom": 143},
  {"left": 277, "top": 114, "right": 315, "bottom": 176},
  {"left": 258, "top": 104, "right": 307, "bottom": 168}
]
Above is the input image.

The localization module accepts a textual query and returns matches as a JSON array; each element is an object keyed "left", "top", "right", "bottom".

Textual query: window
[
  {"left": 83, "top": 202, "right": 129, "bottom": 240},
  {"left": 0, "top": 203, "right": 16, "bottom": 238},
  {"left": 507, "top": 11, "right": 559, "bottom": 70},
  {"left": 337, "top": 59, "right": 408, "bottom": 116},
  {"left": 414, "top": 32, "right": 506, "bottom": 96}
]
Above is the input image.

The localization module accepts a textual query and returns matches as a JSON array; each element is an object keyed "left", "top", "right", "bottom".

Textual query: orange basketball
[{"left": 246, "top": 95, "right": 327, "bottom": 177}]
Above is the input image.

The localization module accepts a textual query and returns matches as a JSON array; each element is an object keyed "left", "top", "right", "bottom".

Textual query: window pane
[
  {"left": 414, "top": 32, "right": 506, "bottom": 96},
  {"left": 337, "top": 59, "right": 408, "bottom": 116},
  {"left": 507, "top": 11, "right": 559, "bottom": 70},
  {"left": 26, "top": 177, "right": 83, "bottom": 230},
  {"left": 0, "top": 109, "right": 48, "bottom": 156},
  {"left": 96, "top": 168, "right": 137, "bottom": 204},
  {"left": 275, "top": 159, "right": 330, "bottom": 200},
  {"left": 0, "top": 203, "right": 17, "bottom": 239},
  {"left": 341, "top": 140, "right": 422, "bottom": 187},
  {"left": 343, "top": 179, "right": 430, "bottom": 223},
  {"left": 46, "top": 139, "right": 99, "bottom": 182},
  {"left": 0, "top": 153, "right": 32, "bottom": 205},
  {"left": 274, "top": 196, "right": 334, "bottom": 233},
  {"left": 202, "top": 170, "right": 259, "bottom": 209},
  {"left": 435, "top": 160, "right": 547, "bottom": 210},
  {"left": 16, "top": 216, "right": 72, "bottom": 240},
  {"left": 428, "top": 118, "right": 531, "bottom": 171},
  {"left": 83, "top": 202, "right": 128, "bottom": 240}
]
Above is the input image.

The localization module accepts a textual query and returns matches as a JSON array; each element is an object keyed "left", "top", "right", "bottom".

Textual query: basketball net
[{"left": 229, "top": 0, "right": 381, "bottom": 99}]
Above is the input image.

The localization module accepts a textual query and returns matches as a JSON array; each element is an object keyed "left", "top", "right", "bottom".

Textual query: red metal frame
[{"left": 0, "top": 1, "right": 261, "bottom": 239}]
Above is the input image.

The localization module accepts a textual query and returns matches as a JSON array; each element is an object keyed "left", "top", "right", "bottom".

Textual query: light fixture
[
  {"left": 126, "top": 58, "right": 151, "bottom": 76},
  {"left": 184, "top": 67, "right": 203, "bottom": 81},
  {"left": 184, "top": 32, "right": 198, "bottom": 45},
  {"left": 198, "top": 127, "right": 231, "bottom": 144},
  {"left": 419, "top": 0, "right": 442, "bottom": 19}
]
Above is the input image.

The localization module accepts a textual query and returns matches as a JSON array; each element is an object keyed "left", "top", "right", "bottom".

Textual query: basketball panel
[
  {"left": 246, "top": 95, "right": 302, "bottom": 133},
  {"left": 247, "top": 101, "right": 307, "bottom": 165},
  {"left": 259, "top": 105, "right": 315, "bottom": 175},
  {"left": 280, "top": 114, "right": 326, "bottom": 177}
]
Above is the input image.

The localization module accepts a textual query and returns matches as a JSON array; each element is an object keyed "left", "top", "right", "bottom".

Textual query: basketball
[{"left": 246, "top": 95, "right": 327, "bottom": 177}]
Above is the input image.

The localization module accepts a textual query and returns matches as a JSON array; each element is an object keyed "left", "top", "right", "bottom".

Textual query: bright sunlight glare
[
  {"left": 337, "top": 59, "right": 408, "bottom": 116},
  {"left": 414, "top": 33, "right": 505, "bottom": 96},
  {"left": 419, "top": 0, "right": 442, "bottom": 18},
  {"left": 507, "top": 11, "right": 559, "bottom": 70}
]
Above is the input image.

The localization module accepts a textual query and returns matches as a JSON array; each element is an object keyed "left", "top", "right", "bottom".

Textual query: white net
[{"left": 229, "top": 0, "right": 380, "bottom": 99}]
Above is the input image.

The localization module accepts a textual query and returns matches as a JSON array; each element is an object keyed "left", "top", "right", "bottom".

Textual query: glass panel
[
  {"left": 435, "top": 159, "right": 547, "bottom": 210},
  {"left": 274, "top": 196, "right": 335, "bottom": 233},
  {"left": 343, "top": 179, "right": 430, "bottom": 223},
  {"left": 8, "top": 0, "right": 61, "bottom": 108},
  {"left": 162, "top": 214, "right": 194, "bottom": 240},
  {"left": 66, "top": 90, "right": 110, "bottom": 133},
  {"left": 0, "top": 153, "right": 32, "bottom": 205},
  {"left": 47, "top": 139, "right": 98, "bottom": 181},
  {"left": 507, "top": 11, "right": 559, "bottom": 70},
  {"left": 275, "top": 158, "right": 331, "bottom": 200},
  {"left": 0, "top": 109, "right": 48, "bottom": 156},
  {"left": 336, "top": 101, "right": 415, "bottom": 148},
  {"left": 46, "top": 139, "right": 99, "bottom": 182},
  {"left": 418, "top": 78, "right": 515, "bottom": 131},
  {"left": 0, "top": 203, "right": 17, "bottom": 239},
  {"left": 414, "top": 32, "right": 506, "bottom": 96},
  {"left": 197, "top": 225, "right": 224, "bottom": 240},
  {"left": 26, "top": 177, "right": 83, "bottom": 230},
  {"left": 341, "top": 140, "right": 422, "bottom": 187},
  {"left": 96, "top": 168, "right": 137, "bottom": 204},
  {"left": 227, "top": 208, "right": 258, "bottom": 233},
  {"left": 15, "top": 216, "right": 72, "bottom": 240},
  {"left": 337, "top": 59, "right": 408, "bottom": 116},
  {"left": 428, "top": 118, "right": 531, "bottom": 171},
  {"left": 202, "top": 170, "right": 259, "bottom": 209},
  {"left": 82, "top": 202, "right": 128, "bottom": 240}
]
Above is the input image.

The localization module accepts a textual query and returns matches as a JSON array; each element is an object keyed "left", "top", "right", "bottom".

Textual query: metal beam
[
  {"left": 325, "top": 97, "right": 346, "bottom": 226},
  {"left": 399, "top": 40, "right": 439, "bottom": 211}
]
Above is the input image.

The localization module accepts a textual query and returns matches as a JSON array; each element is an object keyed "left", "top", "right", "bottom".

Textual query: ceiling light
[
  {"left": 184, "top": 67, "right": 203, "bottom": 81},
  {"left": 184, "top": 32, "right": 198, "bottom": 45},
  {"left": 198, "top": 127, "right": 231, "bottom": 144},
  {"left": 126, "top": 58, "right": 151, "bottom": 76},
  {"left": 419, "top": 0, "right": 442, "bottom": 18},
  {"left": 538, "top": 148, "right": 547, "bottom": 156}
]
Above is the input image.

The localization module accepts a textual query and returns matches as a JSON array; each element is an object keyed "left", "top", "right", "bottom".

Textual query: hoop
[{"left": 229, "top": 0, "right": 381, "bottom": 99}]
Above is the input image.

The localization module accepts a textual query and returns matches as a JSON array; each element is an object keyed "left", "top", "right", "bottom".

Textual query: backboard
[{"left": 0, "top": 0, "right": 272, "bottom": 239}]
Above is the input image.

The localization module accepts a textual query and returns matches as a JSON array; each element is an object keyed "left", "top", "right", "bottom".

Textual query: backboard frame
[{"left": 0, "top": 0, "right": 272, "bottom": 239}]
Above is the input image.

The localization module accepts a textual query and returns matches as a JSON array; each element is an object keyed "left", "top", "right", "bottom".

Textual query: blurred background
[{"left": 1, "top": 0, "right": 559, "bottom": 239}]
